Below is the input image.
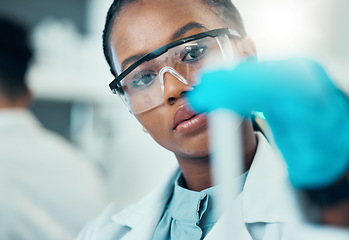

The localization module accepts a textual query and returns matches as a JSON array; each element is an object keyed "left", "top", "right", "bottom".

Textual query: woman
[{"left": 77, "top": 0, "right": 349, "bottom": 239}]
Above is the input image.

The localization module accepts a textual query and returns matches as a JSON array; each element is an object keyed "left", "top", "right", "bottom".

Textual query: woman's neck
[
  {"left": 175, "top": 121, "right": 257, "bottom": 192},
  {"left": 176, "top": 155, "right": 212, "bottom": 192}
]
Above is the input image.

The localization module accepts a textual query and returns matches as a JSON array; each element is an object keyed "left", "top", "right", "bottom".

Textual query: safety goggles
[{"left": 109, "top": 28, "right": 241, "bottom": 114}]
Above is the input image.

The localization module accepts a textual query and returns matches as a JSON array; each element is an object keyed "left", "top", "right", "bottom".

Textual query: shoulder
[
  {"left": 76, "top": 203, "right": 124, "bottom": 240},
  {"left": 76, "top": 168, "right": 180, "bottom": 240}
]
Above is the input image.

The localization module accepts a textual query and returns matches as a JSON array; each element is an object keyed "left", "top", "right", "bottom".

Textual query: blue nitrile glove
[{"left": 187, "top": 57, "right": 349, "bottom": 189}]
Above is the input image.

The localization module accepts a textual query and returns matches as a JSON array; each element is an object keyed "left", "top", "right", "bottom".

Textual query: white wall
[{"left": 234, "top": 0, "right": 349, "bottom": 91}]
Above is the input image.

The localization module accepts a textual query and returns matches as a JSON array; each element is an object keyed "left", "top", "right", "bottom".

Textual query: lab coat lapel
[
  {"left": 204, "top": 193, "right": 253, "bottom": 240},
  {"left": 206, "top": 132, "right": 301, "bottom": 240},
  {"left": 242, "top": 133, "right": 302, "bottom": 224},
  {"left": 111, "top": 168, "right": 180, "bottom": 240}
]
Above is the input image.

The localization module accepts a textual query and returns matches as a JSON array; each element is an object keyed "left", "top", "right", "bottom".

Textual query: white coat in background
[{"left": 0, "top": 109, "right": 110, "bottom": 240}]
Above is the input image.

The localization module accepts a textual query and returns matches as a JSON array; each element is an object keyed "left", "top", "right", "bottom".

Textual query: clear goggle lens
[{"left": 116, "top": 34, "right": 237, "bottom": 114}]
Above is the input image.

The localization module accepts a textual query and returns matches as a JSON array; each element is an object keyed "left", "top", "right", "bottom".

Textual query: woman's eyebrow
[
  {"left": 121, "top": 54, "right": 145, "bottom": 71},
  {"left": 120, "top": 23, "right": 207, "bottom": 72},
  {"left": 171, "top": 22, "right": 208, "bottom": 40}
]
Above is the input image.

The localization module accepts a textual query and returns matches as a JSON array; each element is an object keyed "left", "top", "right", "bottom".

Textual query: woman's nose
[{"left": 161, "top": 70, "right": 193, "bottom": 105}]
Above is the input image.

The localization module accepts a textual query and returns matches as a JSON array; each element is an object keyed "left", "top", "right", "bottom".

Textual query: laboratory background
[{"left": 1, "top": 0, "right": 348, "bottom": 206}]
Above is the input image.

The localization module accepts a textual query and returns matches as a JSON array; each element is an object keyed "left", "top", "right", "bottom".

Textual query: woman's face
[{"left": 110, "top": 0, "right": 245, "bottom": 159}]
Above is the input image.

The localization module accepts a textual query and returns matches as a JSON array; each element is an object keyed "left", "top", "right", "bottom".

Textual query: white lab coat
[
  {"left": 77, "top": 132, "right": 349, "bottom": 240},
  {"left": 0, "top": 109, "right": 109, "bottom": 240},
  {"left": 76, "top": 132, "right": 298, "bottom": 240}
]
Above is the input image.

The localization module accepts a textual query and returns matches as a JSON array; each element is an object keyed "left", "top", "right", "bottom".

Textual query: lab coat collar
[{"left": 111, "top": 168, "right": 180, "bottom": 239}]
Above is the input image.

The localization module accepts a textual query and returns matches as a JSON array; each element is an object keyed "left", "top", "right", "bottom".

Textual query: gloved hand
[{"left": 186, "top": 57, "right": 349, "bottom": 189}]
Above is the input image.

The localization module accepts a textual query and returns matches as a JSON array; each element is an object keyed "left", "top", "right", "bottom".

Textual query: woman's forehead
[{"left": 110, "top": 0, "right": 227, "bottom": 68}]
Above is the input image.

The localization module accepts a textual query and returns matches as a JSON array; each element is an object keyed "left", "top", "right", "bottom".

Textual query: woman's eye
[
  {"left": 130, "top": 71, "right": 157, "bottom": 88},
  {"left": 181, "top": 44, "right": 207, "bottom": 63}
]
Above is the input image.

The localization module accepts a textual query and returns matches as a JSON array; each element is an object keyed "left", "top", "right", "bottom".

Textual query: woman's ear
[{"left": 241, "top": 37, "right": 257, "bottom": 57}]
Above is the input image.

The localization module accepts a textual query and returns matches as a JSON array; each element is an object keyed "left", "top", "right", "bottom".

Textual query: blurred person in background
[{"left": 0, "top": 16, "right": 109, "bottom": 240}]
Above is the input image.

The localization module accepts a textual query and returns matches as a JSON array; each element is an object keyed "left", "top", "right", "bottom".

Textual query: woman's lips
[{"left": 172, "top": 105, "right": 208, "bottom": 135}]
